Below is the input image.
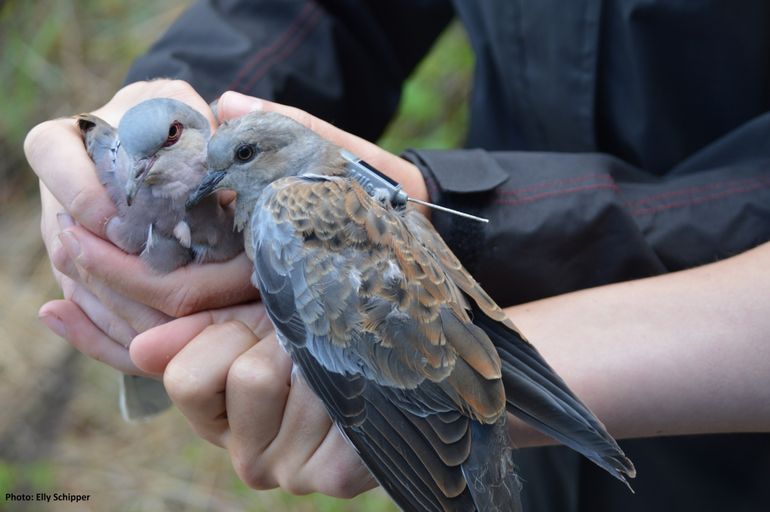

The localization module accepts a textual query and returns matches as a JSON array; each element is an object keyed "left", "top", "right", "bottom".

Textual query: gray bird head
[
  {"left": 187, "top": 111, "right": 334, "bottom": 214},
  {"left": 118, "top": 98, "right": 211, "bottom": 204}
]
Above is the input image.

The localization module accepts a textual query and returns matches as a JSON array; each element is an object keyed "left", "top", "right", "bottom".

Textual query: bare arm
[
  {"left": 128, "top": 238, "right": 769, "bottom": 497},
  {"left": 506, "top": 240, "right": 770, "bottom": 446}
]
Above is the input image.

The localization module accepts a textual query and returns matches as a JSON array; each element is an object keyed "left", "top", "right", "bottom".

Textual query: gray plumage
[
  {"left": 119, "top": 375, "right": 171, "bottom": 420},
  {"left": 189, "top": 111, "right": 635, "bottom": 512},
  {"left": 76, "top": 98, "right": 243, "bottom": 419},
  {"left": 77, "top": 98, "right": 242, "bottom": 273}
]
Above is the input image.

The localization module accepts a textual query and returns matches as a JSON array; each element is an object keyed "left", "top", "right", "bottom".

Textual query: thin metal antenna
[
  {"left": 407, "top": 198, "right": 489, "bottom": 223},
  {"left": 339, "top": 149, "right": 490, "bottom": 224}
]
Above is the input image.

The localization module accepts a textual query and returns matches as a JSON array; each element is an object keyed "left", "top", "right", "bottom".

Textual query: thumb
[
  {"left": 216, "top": 91, "right": 370, "bottom": 151},
  {"left": 215, "top": 90, "right": 264, "bottom": 120},
  {"left": 131, "top": 302, "right": 271, "bottom": 374}
]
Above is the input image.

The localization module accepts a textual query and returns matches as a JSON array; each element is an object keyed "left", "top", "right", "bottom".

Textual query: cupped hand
[
  {"left": 26, "top": 79, "right": 258, "bottom": 375},
  {"left": 131, "top": 304, "right": 377, "bottom": 498}
]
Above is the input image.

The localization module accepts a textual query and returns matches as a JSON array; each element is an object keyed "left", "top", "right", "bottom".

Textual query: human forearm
[
  {"left": 404, "top": 149, "right": 770, "bottom": 306},
  {"left": 506, "top": 241, "right": 770, "bottom": 446}
]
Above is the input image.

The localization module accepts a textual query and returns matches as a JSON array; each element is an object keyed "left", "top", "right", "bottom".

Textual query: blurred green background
[{"left": 0, "top": 1, "right": 472, "bottom": 511}]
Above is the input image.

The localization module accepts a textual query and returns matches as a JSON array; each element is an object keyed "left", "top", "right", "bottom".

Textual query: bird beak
[
  {"left": 126, "top": 155, "right": 157, "bottom": 206},
  {"left": 187, "top": 169, "right": 227, "bottom": 207}
]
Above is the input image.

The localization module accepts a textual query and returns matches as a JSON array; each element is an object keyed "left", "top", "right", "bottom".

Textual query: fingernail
[
  {"left": 105, "top": 216, "right": 123, "bottom": 246},
  {"left": 59, "top": 231, "right": 82, "bottom": 260},
  {"left": 50, "top": 235, "right": 71, "bottom": 274},
  {"left": 39, "top": 312, "right": 67, "bottom": 339},
  {"left": 57, "top": 212, "right": 75, "bottom": 230},
  {"left": 223, "top": 91, "right": 263, "bottom": 114}
]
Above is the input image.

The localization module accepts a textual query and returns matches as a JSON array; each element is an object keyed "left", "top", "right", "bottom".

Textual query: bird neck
[
  {"left": 297, "top": 143, "right": 347, "bottom": 177},
  {"left": 234, "top": 188, "right": 261, "bottom": 233}
]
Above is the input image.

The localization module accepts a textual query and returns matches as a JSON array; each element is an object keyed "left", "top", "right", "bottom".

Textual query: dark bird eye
[
  {"left": 235, "top": 144, "right": 257, "bottom": 162},
  {"left": 163, "top": 121, "right": 183, "bottom": 147}
]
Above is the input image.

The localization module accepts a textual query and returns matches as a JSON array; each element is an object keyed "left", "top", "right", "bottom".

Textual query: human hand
[
  {"left": 25, "top": 80, "right": 257, "bottom": 375},
  {"left": 131, "top": 304, "right": 377, "bottom": 497}
]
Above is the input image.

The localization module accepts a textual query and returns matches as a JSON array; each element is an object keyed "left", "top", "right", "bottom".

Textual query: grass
[
  {"left": 0, "top": 2, "right": 472, "bottom": 510},
  {"left": 379, "top": 21, "right": 473, "bottom": 154},
  {"left": 1, "top": 0, "right": 191, "bottom": 202}
]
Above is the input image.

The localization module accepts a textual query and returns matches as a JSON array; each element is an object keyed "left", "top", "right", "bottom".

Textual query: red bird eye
[{"left": 163, "top": 121, "right": 183, "bottom": 147}]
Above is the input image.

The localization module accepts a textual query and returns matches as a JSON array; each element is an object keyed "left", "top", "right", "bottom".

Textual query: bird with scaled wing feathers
[
  {"left": 187, "top": 110, "right": 636, "bottom": 512},
  {"left": 76, "top": 98, "right": 243, "bottom": 420}
]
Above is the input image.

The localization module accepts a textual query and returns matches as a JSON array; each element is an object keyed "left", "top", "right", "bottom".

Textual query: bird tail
[
  {"left": 119, "top": 374, "right": 171, "bottom": 421},
  {"left": 461, "top": 416, "right": 523, "bottom": 512},
  {"left": 472, "top": 303, "right": 637, "bottom": 487}
]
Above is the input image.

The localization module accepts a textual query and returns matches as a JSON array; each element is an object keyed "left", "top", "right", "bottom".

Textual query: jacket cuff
[
  {"left": 402, "top": 148, "right": 509, "bottom": 275},
  {"left": 403, "top": 148, "right": 509, "bottom": 200}
]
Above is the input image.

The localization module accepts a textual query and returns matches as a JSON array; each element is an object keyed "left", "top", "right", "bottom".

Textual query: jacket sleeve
[
  {"left": 403, "top": 139, "right": 770, "bottom": 306},
  {"left": 125, "top": 0, "right": 454, "bottom": 141}
]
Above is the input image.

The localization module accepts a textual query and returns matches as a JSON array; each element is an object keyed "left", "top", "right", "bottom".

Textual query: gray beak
[
  {"left": 126, "top": 156, "right": 155, "bottom": 206},
  {"left": 187, "top": 169, "right": 227, "bottom": 207}
]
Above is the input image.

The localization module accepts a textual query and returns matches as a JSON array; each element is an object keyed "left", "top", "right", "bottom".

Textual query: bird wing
[
  {"left": 77, "top": 113, "right": 153, "bottom": 254},
  {"left": 77, "top": 113, "right": 131, "bottom": 209},
  {"left": 250, "top": 176, "right": 521, "bottom": 511},
  {"left": 403, "top": 209, "right": 636, "bottom": 484}
]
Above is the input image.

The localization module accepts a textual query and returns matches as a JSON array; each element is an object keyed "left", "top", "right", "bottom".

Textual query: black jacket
[{"left": 127, "top": 1, "right": 770, "bottom": 510}]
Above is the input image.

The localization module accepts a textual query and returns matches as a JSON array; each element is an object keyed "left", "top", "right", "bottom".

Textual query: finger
[
  {"left": 225, "top": 332, "right": 294, "bottom": 490},
  {"left": 218, "top": 190, "right": 237, "bottom": 206},
  {"left": 58, "top": 225, "right": 258, "bottom": 318},
  {"left": 98, "top": 79, "right": 217, "bottom": 131},
  {"left": 38, "top": 299, "right": 151, "bottom": 377},
  {"left": 61, "top": 275, "right": 137, "bottom": 348},
  {"left": 130, "top": 302, "right": 270, "bottom": 374},
  {"left": 45, "top": 187, "right": 170, "bottom": 339},
  {"left": 217, "top": 91, "right": 374, "bottom": 154},
  {"left": 41, "top": 192, "right": 74, "bottom": 289},
  {"left": 40, "top": 183, "right": 72, "bottom": 279},
  {"left": 25, "top": 117, "right": 116, "bottom": 238},
  {"left": 58, "top": 230, "right": 172, "bottom": 333},
  {"left": 302, "top": 423, "right": 377, "bottom": 498},
  {"left": 164, "top": 321, "right": 258, "bottom": 447},
  {"left": 262, "top": 373, "right": 336, "bottom": 495}
]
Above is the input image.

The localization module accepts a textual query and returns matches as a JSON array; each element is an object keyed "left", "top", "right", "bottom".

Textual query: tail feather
[
  {"left": 472, "top": 304, "right": 636, "bottom": 486},
  {"left": 119, "top": 375, "right": 171, "bottom": 421},
  {"left": 461, "top": 416, "right": 523, "bottom": 512}
]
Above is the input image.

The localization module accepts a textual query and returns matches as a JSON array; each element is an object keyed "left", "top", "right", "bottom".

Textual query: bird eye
[
  {"left": 163, "top": 121, "right": 183, "bottom": 147},
  {"left": 235, "top": 144, "right": 257, "bottom": 163}
]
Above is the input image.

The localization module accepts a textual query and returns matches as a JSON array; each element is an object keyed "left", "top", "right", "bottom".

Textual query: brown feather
[
  {"left": 271, "top": 177, "right": 509, "bottom": 423},
  {"left": 440, "top": 309, "right": 502, "bottom": 380},
  {"left": 442, "top": 359, "right": 506, "bottom": 424},
  {"left": 407, "top": 413, "right": 472, "bottom": 468}
]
